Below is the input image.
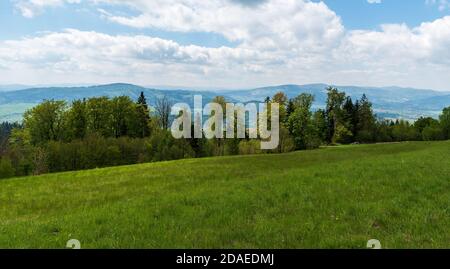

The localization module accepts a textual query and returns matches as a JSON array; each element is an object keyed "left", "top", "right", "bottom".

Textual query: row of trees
[
  {"left": 22, "top": 93, "right": 154, "bottom": 144},
  {"left": 267, "top": 88, "right": 384, "bottom": 152},
  {"left": 0, "top": 93, "right": 252, "bottom": 177},
  {"left": 274, "top": 87, "right": 450, "bottom": 152},
  {"left": 0, "top": 87, "right": 449, "bottom": 179}
]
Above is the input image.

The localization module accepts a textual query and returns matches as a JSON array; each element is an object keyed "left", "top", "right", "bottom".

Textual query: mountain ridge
[{"left": 0, "top": 83, "right": 449, "bottom": 122}]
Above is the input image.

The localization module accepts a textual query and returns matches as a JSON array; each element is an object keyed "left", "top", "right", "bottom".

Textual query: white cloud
[
  {"left": 14, "top": 0, "right": 344, "bottom": 49},
  {"left": 13, "top": 0, "right": 81, "bottom": 18},
  {"left": 342, "top": 17, "right": 450, "bottom": 65},
  {"left": 0, "top": 28, "right": 283, "bottom": 86},
  {"left": 96, "top": 0, "right": 345, "bottom": 53},
  {"left": 367, "top": 0, "right": 382, "bottom": 4},
  {"left": 3, "top": 0, "right": 450, "bottom": 89}
]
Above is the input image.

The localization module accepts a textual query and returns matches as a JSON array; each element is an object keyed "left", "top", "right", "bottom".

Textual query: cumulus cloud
[
  {"left": 96, "top": 0, "right": 344, "bottom": 52},
  {"left": 14, "top": 0, "right": 344, "bottom": 51},
  {"left": 3, "top": 0, "right": 450, "bottom": 89},
  {"left": 0, "top": 28, "right": 285, "bottom": 86},
  {"left": 342, "top": 17, "right": 450, "bottom": 65}
]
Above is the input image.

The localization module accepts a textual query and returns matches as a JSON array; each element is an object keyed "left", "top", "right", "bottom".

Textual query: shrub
[
  {"left": 239, "top": 140, "right": 262, "bottom": 155},
  {"left": 0, "top": 157, "right": 15, "bottom": 179},
  {"left": 422, "top": 126, "right": 445, "bottom": 141}
]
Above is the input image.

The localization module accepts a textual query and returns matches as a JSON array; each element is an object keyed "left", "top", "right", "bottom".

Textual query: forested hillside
[{"left": 0, "top": 86, "right": 449, "bottom": 179}]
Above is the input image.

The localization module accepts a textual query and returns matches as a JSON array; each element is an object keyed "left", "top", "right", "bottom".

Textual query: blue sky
[
  {"left": 0, "top": 1, "right": 235, "bottom": 47},
  {"left": 321, "top": 0, "right": 449, "bottom": 29},
  {"left": 1, "top": 0, "right": 448, "bottom": 44},
  {"left": 0, "top": 0, "right": 450, "bottom": 90}
]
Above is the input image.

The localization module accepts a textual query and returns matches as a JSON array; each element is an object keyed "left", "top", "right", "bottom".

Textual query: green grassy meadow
[{"left": 0, "top": 141, "right": 449, "bottom": 249}]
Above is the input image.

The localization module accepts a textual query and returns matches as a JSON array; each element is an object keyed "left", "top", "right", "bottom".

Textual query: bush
[
  {"left": 0, "top": 157, "right": 15, "bottom": 179},
  {"left": 305, "top": 135, "right": 322, "bottom": 149},
  {"left": 422, "top": 126, "right": 445, "bottom": 141},
  {"left": 239, "top": 140, "right": 263, "bottom": 155},
  {"left": 334, "top": 124, "right": 353, "bottom": 144},
  {"left": 275, "top": 127, "right": 296, "bottom": 153},
  {"left": 356, "top": 129, "right": 375, "bottom": 143}
]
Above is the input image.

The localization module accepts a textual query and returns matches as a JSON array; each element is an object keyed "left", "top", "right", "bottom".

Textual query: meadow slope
[{"left": 0, "top": 141, "right": 449, "bottom": 248}]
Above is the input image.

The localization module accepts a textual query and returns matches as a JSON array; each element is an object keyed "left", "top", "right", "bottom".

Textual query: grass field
[{"left": 0, "top": 141, "right": 449, "bottom": 249}]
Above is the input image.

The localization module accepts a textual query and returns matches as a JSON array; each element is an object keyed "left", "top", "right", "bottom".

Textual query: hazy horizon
[{"left": 1, "top": 82, "right": 450, "bottom": 93}]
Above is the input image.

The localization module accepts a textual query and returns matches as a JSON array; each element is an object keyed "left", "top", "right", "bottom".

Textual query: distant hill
[
  {"left": 0, "top": 83, "right": 448, "bottom": 122},
  {"left": 0, "top": 83, "right": 235, "bottom": 122},
  {"left": 0, "top": 83, "right": 228, "bottom": 105},
  {"left": 402, "top": 94, "right": 450, "bottom": 110},
  {"left": 219, "top": 84, "right": 450, "bottom": 120},
  {"left": 221, "top": 84, "right": 447, "bottom": 104},
  {"left": 0, "top": 84, "right": 30, "bottom": 92}
]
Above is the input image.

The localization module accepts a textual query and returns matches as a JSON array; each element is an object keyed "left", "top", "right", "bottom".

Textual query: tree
[
  {"left": 414, "top": 117, "right": 438, "bottom": 134},
  {"left": 0, "top": 122, "right": 21, "bottom": 154},
  {"left": 32, "top": 147, "right": 48, "bottom": 175},
  {"left": 439, "top": 107, "right": 450, "bottom": 139},
  {"left": 211, "top": 96, "right": 227, "bottom": 155},
  {"left": 392, "top": 120, "right": 418, "bottom": 141},
  {"left": 137, "top": 91, "right": 148, "bottom": 110},
  {"left": 23, "top": 100, "right": 67, "bottom": 144},
  {"left": 422, "top": 125, "right": 444, "bottom": 141},
  {"left": 212, "top": 96, "right": 227, "bottom": 110},
  {"left": 341, "top": 96, "right": 356, "bottom": 143},
  {"left": 355, "top": 94, "right": 376, "bottom": 143},
  {"left": 66, "top": 99, "right": 87, "bottom": 140},
  {"left": 413, "top": 117, "right": 442, "bottom": 141},
  {"left": 312, "top": 109, "right": 327, "bottom": 143},
  {"left": 110, "top": 96, "right": 135, "bottom": 138},
  {"left": 286, "top": 99, "right": 295, "bottom": 122},
  {"left": 86, "top": 97, "right": 113, "bottom": 137},
  {"left": 287, "top": 93, "right": 319, "bottom": 149},
  {"left": 189, "top": 121, "right": 209, "bottom": 158},
  {"left": 375, "top": 120, "right": 393, "bottom": 143},
  {"left": 276, "top": 126, "right": 295, "bottom": 153},
  {"left": 136, "top": 92, "right": 151, "bottom": 137},
  {"left": 325, "top": 87, "right": 346, "bottom": 143},
  {"left": 334, "top": 124, "right": 353, "bottom": 144},
  {"left": 272, "top": 92, "right": 288, "bottom": 124},
  {"left": 352, "top": 99, "right": 360, "bottom": 138},
  {"left": 155, "top": 96, "right": 172, "bottom": 130}
]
